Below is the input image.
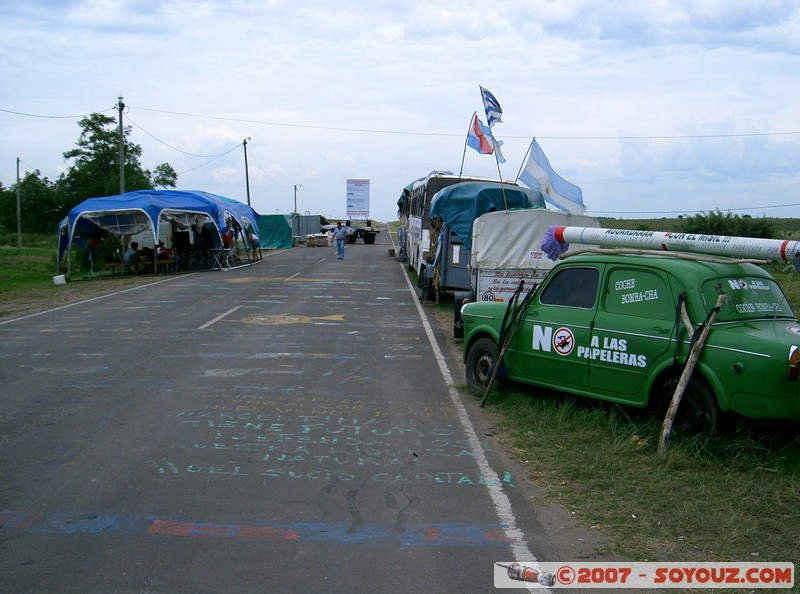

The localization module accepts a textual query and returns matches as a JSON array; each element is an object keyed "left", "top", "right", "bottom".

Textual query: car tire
[
  {"left": 466, "top": 337, "right": 502, "bottom": 397},
  {"left": 655, "top": 376, "right": 720, "bottom": 437}
]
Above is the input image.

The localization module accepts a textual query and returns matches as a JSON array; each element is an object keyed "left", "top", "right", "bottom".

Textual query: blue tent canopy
[
  {"left": 428, "top": 182, "right": 545, "bottom": 252},
  {"left": 58, "top": 189, "right": 259, "bottom": 264}
]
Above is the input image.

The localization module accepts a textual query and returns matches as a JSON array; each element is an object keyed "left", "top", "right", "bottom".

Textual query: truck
[
  {"left": 346, "top": 219, "right": 380, "bottom": 244},
  {"left": 450, "top": 208, "right": 599, "bottom": 337},
  {"left": 468, "top": 209, "right": 600, "bottom": 304},
  {"left": 403, "top": 178, "right": 544, "bottom": 302},
  {"left": 397, "top": 172, "right": 512, "bottom": 283}
]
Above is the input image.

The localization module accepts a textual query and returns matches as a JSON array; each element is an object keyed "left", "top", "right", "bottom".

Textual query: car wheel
[
  {"left": 655, "top": 376, "right": 720, "bottom": 437},
  {"left": 466, "top": 337, "right": 501, "bottom": 397}
]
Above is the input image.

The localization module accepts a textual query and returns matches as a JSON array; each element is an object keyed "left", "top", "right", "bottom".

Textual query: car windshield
[{"left": 703, "top": 276, "right": 795, "bottom": 322}]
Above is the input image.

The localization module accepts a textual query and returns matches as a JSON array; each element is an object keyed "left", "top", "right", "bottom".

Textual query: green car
[{"left": 462, "top": 252, "right": 800, "bottom": 434}]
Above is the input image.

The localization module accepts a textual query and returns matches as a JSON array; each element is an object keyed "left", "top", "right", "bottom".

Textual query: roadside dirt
[{"left": 0, "top": 275, "right": 165, "bottom": 320}]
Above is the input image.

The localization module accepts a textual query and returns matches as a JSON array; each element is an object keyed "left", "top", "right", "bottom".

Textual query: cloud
[{"left": 1, "top": 0, "right": 798, "bottom": 221}]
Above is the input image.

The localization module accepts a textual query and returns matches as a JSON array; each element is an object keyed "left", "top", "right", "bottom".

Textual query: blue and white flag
[
  {"left": 519, "top": 139, "right": 585, "bottom": 214},
  {"left": 479, "top": 85, "right": 502, "bottom": 129},
  {"left": 466, "top": 114, "right": 506, "bottom": 164},
  {"left": 466, "top": 114, "right": 495, "bottom": 155}
]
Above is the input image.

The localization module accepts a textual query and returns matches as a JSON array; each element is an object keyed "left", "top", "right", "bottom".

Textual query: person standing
[
  {"left": 332, "top": 221, "right": 347, "bottom": 259},
  {"left": 221, "top": 228, "right": 234, "bottom": 269},
  {"left": 247, "top": 231, "right": 262, "bottom": 261}
]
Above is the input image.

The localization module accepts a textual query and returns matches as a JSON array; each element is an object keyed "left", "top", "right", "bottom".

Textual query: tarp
[
  {"left": 58, "top": 189, "right": 259, "bottom": 263},
  {"left": 471, "top": 209, "right": 600, "bottom": 270},
  {"left": 428, "top": 182, "right": 546, "bottom": 252},
  {"left": 397, "top": 177, "right": 423, "bottom": 209},
  {"left": 256, "top": 214, "right": 293, "bottom": 249}
]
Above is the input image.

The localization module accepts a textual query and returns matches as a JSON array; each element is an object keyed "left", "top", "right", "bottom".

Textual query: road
[{"left": 0, "top": 234, "right": 580, "bottom": 592}]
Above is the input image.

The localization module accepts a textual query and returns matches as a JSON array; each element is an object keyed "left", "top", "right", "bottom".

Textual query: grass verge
[{"left": 480, "top": 386, "right": 800, "bottom": 565}]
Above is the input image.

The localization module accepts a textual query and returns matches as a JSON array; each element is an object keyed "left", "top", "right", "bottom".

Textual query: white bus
[{"left": 398, "top": 171, "right": 500, "bottom": 280}]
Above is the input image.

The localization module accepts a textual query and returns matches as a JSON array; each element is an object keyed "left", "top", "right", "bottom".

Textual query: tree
[
  {"left": 0, "top": 181, "right": 12, "bottom": 231},
  {"left": 151, "top": 163, "right": 178, "bottom": 188},
  {"left": 680, "top": 210, "right": 775, "bottom": 239},
  {"left": 57, "top": 112, "right": 176, "bottom": 210},
  {"left": 0, "top": 171, "right": 64, "bottom": 233}
]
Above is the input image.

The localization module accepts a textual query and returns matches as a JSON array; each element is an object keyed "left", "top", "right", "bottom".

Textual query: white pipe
[{"left": 551, "top": 226, "right": 800, "bottom": 262}]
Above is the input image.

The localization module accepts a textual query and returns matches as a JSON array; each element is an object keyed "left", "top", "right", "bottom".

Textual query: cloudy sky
[{"left": 1, "top": 0, "right": 799, "bottom": 223}]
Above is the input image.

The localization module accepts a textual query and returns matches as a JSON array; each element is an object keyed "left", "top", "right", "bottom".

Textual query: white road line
[
  {"left": 399, "top": 236, "right": 543, "bottom": 585},
  {"left": 198, "top": 305, "right": 243, "bottom": 329}
]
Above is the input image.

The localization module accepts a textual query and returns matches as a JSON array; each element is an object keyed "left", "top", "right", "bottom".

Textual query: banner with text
[{"left": 346, "top": 179, "right": 370, "bottom": 219}]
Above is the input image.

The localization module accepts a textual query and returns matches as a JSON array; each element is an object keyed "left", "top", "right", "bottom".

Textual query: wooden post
[
  {"left": 480, "top": 284, "right": 537, "bottom": 408},
  {"left": 658, "top": 293, "right": 726, "bottom": 457}
]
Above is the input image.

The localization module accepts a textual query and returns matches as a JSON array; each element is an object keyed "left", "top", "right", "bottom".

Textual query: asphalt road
[{"left": 0, "top": 234, "right": 569, "bottom": 592}]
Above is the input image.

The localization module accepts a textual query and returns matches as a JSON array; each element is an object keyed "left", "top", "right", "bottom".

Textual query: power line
[
  {"left": 126, "top": 115, "right": 241, "bottom": 158},
  {"left": 175, "top": 145, "right": 241, "bottom": 176},
  {"left": 248, "top": 149, "right": 284, "bottom": 187},
  {"left": 130, "top": 105, "right": 454, "bottom": 137},
  {"left": 4, "top": 104, "right": 799, "bottom": 140},
  {"left": 0, "top": 106, "right": 115, "bottom": 119},
  {"left": 591, "top": 202, "right": 800, "bottom": 216},
  {"left": 129, "top": 105, "right": 800, "bottom": 141}
]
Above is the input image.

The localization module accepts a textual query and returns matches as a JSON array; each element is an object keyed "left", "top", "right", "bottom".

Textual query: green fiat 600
[{"left": 462, "top": 252, "right": 800, "bottom": 434}]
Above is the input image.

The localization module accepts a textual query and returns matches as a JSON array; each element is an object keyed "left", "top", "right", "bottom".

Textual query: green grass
[
  {"left": 0, "top": 246, "right": 60, "bottom": 292},
  {"left": 481, "top": 388, "right": 800, "bottom": 564}
]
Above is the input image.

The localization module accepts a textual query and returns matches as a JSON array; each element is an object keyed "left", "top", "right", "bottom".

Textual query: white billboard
[{"left": 346, "top": 179, "right": 370, "bottom": 219}]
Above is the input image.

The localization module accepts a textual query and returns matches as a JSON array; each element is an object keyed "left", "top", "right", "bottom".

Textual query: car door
[
  {"left": 511, "top": 265, "right": 601, "bottom": 389},
  {"left": 588, "top": 266, "right": 678, "bottom": 402}
]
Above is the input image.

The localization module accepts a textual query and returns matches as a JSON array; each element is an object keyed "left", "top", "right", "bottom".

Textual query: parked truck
[
  {"left": 346, "top": 219, "right": 380, "bottom": 244},
  {"left": 450, "top": 208, "right": 599, "bottom": 337},
  {"left": 419, "top": 180, "right": 545, "bottom": 301}
]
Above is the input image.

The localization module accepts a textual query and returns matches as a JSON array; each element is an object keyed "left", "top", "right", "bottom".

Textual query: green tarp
[{"left": 257, "top": 214, "right": 293, "bottom": 249}]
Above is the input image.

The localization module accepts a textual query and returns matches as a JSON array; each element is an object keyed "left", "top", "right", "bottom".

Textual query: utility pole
[
  {"left": 16, "top": 157, "right": 22, "bottom": 248},
  {"left": 117, "top": 96, "right": 125, "bottom": 195},
  {"left": 293, "top": 184, "right": 301, "bottom": 238},
  {"left": 243, "top": 137, "right": 251, "bottom": 207}
]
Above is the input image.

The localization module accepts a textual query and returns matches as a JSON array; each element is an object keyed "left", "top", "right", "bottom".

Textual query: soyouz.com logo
[{"left": 494, "top": 561, "right": 794, "bottom": 589}]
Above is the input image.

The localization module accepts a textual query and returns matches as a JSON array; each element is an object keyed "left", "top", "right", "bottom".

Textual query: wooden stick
[
  {"left": 480, "top": 285, "right": 536, "bottom": 408},
  {"left": 658, "top": 292, "right": 726, "bottom": 457}
]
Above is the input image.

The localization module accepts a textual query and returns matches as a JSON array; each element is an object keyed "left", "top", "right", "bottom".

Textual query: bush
[{"left": 680, "top": 210, "right": 775, "bottom": 239}]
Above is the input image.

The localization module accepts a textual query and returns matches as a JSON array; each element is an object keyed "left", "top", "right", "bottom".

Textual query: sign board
[
  {"left": 476, "top": 269, "right": 549, "bottom": 303},
  {"left": 346, "top": 179, "right": 370, "bottom": 219}
]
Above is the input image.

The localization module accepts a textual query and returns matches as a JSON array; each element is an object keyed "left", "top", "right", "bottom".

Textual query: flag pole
[
  {"left": 493, "top": 147, "right": 508, "bottom": 210},
  {"left": 488, "top": 127, "right": 507, "bottom": 209},
  {"left": 459, "top": 112, "right": 477, "bottom": 178},
  {"left": 515, "top": 138, "right": 533, "bottom": 184}
]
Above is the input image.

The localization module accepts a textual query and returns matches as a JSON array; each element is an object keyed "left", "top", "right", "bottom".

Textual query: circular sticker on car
[
  {"left": 786, "top": 326, "right": 800, "bottom": 337},
  {"left": 552, "top": 327, "right": 575, "bottom": 356}
]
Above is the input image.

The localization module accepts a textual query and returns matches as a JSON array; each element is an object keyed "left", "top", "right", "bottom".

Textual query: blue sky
[{"left": 1, "top": 0, "right": 798, "bottom": 223}]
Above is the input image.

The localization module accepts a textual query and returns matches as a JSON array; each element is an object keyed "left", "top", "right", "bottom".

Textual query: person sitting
[{"left": 123, "top": 241, "right": 139, "bottom": 264}]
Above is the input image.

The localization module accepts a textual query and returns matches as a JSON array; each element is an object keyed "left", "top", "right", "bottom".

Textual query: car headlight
[{"left": 788, "top": 345, "right": 800, "bottom": 380}]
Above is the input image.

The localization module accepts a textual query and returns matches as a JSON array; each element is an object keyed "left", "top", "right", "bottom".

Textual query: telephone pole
[
  {"left": 117, "top": 96, "right": 125, "bottom": 195},
  {"left": 16, "top": 157, "right": 22, "bottom": 248},
  {"left": 243, "top": 137, "right": 251, "bottom": 207},
  {"left": 294, "top": 184, "right": 301, "bottom": 238}
]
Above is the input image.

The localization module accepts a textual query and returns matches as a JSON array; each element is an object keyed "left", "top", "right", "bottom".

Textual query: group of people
[
  {"left": 109, "top": 219, "right": 353, "bottom": 273},
  {"left": 116, "top": 223, "right": 262, "bottom": 274}
]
